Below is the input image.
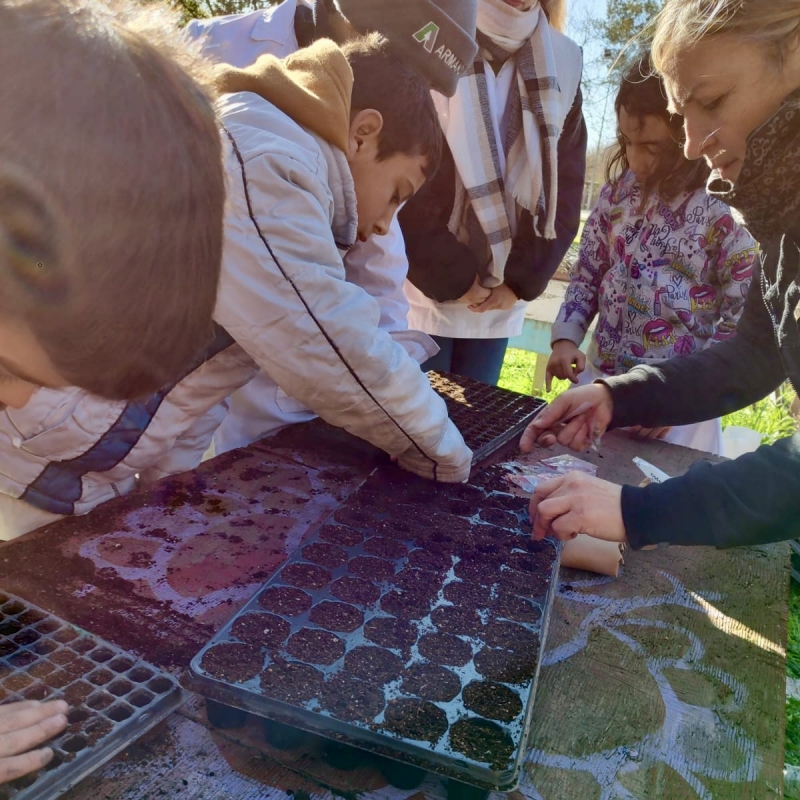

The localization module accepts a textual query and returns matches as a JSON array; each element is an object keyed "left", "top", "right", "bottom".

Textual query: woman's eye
[{"left": 702, "top": 94, "right": 726, "bottom": 112}]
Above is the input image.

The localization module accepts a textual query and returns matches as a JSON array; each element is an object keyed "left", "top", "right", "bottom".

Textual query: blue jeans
[{"left": 422, "top": 336, "right": 510, "bottom": 386}]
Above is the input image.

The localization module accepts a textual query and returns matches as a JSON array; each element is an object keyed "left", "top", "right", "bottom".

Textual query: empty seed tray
[
  {"left": 187, "top": 462, "right": 560, "bottom": 792},
  {"left": 0, "top": 591, "right": 184, "bottom": 800},
  {"left": 428, "top": 371, "right": 546, "bottom": 462}
]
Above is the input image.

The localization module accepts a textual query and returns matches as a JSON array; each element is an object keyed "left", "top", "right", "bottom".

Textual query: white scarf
[{"left": 439, "top": 0, "right": 562, "bottom": 280}]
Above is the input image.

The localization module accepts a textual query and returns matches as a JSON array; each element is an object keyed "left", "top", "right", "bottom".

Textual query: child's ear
[
  {"left": 0, "top": 161, "right": 65, "bottom": 302},
  {"left": 347, "top": 109, "right": 384, "bottom": 160}
]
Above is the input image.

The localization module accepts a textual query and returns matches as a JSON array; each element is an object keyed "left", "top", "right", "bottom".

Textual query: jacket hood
[{"left": 212, "top": 38, "right": 353, "bottom": 153}]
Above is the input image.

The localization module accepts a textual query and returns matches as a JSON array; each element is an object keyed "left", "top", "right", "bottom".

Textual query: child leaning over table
[
  {"left": 546, "top": 54, "right": 758, "bottom": 455},
  {"left": 0, "top": 0, "right": 232, "bottom": 782},
  {"left": 0, "top": 34, "right": 472, "bottom": 541}
]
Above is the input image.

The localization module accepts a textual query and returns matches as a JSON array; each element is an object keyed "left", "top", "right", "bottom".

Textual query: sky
[{"left": 564, "top": 0, "right": 619, "bottom": 152}]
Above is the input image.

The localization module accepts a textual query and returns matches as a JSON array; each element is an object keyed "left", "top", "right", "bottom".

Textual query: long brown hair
[{"left": 606, "top": 52, "right": 709, "bottom": 206}]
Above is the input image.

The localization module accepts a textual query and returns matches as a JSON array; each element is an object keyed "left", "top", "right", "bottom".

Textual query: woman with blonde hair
[
  {"left": 400, "top": 0, "right": 586, "bottom": 386},
  {"left": 521, "top": 0, "right": 800, "bottom": 551}
]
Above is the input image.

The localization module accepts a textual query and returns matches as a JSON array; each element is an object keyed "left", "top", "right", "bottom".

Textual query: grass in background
[{"left": 499, "top": 348, "right": 797, "bottom": 442}]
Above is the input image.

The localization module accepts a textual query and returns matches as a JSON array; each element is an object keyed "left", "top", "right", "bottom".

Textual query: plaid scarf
[{"left": 440, "top": 0, "right": 561, "bottom": 281}]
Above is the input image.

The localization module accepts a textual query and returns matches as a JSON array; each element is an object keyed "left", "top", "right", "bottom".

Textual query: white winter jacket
[
  {"left": 213, "top": 84, "right": 471, "bottom": 482},
  {"left": 188, "top": 2, "right": 435, "bottom": 452}
]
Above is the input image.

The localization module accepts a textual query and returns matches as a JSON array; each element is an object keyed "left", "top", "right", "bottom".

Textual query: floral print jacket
[{"left": 551, "top": 170, "right": 758, "bottom": 376}]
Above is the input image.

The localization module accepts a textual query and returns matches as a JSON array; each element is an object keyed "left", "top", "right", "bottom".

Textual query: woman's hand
[
  {"left": 546, "top": 340, "right": 586, "bottom": 390},
  {"left": 456, "top": 275, "right": 492, "bottom": 306},
  {"left": 520, "top": 383, "right": 614, "bottom": 451},
  {"left": 469, "top": 283, "right": 518, "bottom": 312},
  {"left": 529, "top": 472, "right": 626, "bottom": 543},
  {"left": 0, "top": 700, "right": 68, "bottom": 784}
]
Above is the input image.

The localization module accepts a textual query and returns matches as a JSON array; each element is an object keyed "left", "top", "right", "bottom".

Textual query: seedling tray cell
[
  {"left": 427, "top": 371, "right": 546, "bottom": 462},
  {"left": 0, "top": 592, "right": 184, "bottom": 800},
  {"left": 187, "top": 462, "right": 560, "bottom": 792}
]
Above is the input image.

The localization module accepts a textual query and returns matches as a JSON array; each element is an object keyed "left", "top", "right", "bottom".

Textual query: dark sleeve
[
  {"left": 621, "top": 433, "right": 800, "bottom": 549},
  {"left": 503, "top": 87, "right": 587, "bottom": 302},
  {"left": 399, "top": 144, "right": 482, "bottom": 303},
  {"left": 604, "top": 260, "right": 786, "bottom": 428}
]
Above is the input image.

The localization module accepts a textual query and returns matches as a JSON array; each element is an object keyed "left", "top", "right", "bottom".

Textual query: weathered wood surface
[{"left": 0, "top": 429, "right": 788, "bottom": 799}]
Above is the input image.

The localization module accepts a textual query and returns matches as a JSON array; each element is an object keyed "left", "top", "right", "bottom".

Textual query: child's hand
[
  {"left": 468, "top": 284, "right": 518, "bottom": 312},
  {"left": 546, "top": 340, "right": 586, "bottom": 391},
  {"left": 456, "top": 276, "right": 492, "bottom": 306},
  {"left": 0, "top": 700, "right": 68, "bottom": 784}
]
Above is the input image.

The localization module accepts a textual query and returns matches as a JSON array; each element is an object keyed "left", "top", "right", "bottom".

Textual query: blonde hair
[
  {"left": 542, "top": 0, "right": 567, "bottom": 32},
  {"left": 0, "top": 0, "right": 224, "bottom": 400},
  {"left": 652, "top": 0, "right": 800, "bottom": 74}
]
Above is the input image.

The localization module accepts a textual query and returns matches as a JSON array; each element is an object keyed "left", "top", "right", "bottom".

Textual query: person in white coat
[{"left": 186, "top": 0, "right": 480, "bottom": 451}]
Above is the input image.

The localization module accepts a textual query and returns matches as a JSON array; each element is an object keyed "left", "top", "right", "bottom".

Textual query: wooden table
[{"left": 0, "top": 427, "right": 788, "bottom": 800}]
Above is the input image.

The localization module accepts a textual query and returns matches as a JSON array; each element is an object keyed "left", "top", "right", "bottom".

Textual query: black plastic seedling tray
[
  {"left": 428, "top": 371, "right": 546, "bottom": 462},
  {"left": 0, "top": 592, "right": 184, "bottom": 800},
  {"left": 187, "top": 460, "right": 560, "bottom": 792}
]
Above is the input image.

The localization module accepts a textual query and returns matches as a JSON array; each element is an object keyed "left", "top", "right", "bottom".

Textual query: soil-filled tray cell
[
  {"left": 0, "top": 592, "right": 182, "bottom": 800},
  {"left": 200, "top": 643, "right": 263, "bottom": 683},
  {"left": 188, "top": 430, "right": 559, "bottom": 794}
]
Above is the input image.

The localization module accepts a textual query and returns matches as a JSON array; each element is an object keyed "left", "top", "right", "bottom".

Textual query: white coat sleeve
[
  {"left": 215, "top": 141, "right": 472, "bottom": 482},
  {"left": 343, "top": 217, "right": 437, "bottom": 364}
]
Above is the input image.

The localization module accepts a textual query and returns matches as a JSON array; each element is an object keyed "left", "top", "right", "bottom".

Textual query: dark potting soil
[
  {"left": 380, "top": 590, "right": 430, "bottom": 620},
  {"left": 317, "top": 674, "right": 385, "bottom": 723},
  {"left": 280, "top": 563, "right": 332, "bottom": 591},
  {"left": 491, "top": 594, "right": 542, "bottom": 625},
  {"left": 349, "top": 556, "right": 395, "bottom": 582},
  {"left": 496, "top": 567, "right": 548, "bottom": 597},
  {"left": 363, "top": 537, "right": 408, "bottom": 560},
  {"left": 482, "top": 621, "right": 539, "bottom": 654},
  {"left": 442, "top": 580, "right": 493, "bottom": 607},
  {"left": 382, "top": 698, "right": 448, "bottom": 744},
  {"left": 301, "top": 542, "right": 348, "bottom": 569},
  {"left": 259, "top": 660, "right": 323, "bottom": 704},
  {"left": 448, "top": 717, "right": 515, "bottom": 769},
  {"left": 406, "top": 548, "right": 452, "bottom": 573},
  {"left": 201, "top": 643, "right": 263, "bottom": 683},
  {"left": 431, "top": 605, "right": 482, "bottom": 637},
  {"left": 363, "top": 616, "right": 417, "bottom": 651},
  {"left": 318, "top": 524, "right": 364, "bottom": 548},
  {"left": 401, "top": 663, "right": 461, "bottom": 702},
  {"left": 417, "top": 633, "right": 472, "bottom": 667},
  {"left": 308, "top": 601, "right": 364, "bottom": 633},
  {"left": 473, "top": 647, "right": 538, "bottom": 685},
  {"left": 343, "top": 646, "right": 403, "bottom": 684},
  {"left": 330, "top": 576, "right": 381, "bottom": 606},
  {"left": 394, "top": 568, "right": 441, "bottom": 598},
  {"left": 333, "top": 506, "right": 374, "bottom": 529},
  {"left": 462, "top": 681, "right": 523, "bottom": 723},
  {"left": 285, "top": 628, "right": 345, "bottom": 665},
  {"left": 258, "top": 586, "right": 313, "bottom": 616},
  {"left": 231, "top": 613, "right": 291, "bottom": 649},
  {"left": 478, "top": 507, "right": 522, "bottom": 530}
]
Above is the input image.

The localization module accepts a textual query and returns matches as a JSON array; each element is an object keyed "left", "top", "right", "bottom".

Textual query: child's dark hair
[
  {"left": 606, "top": 51, "right": 708, "bottom": 204},
  {"left": 341, "top": 34, "right": 442, "bottom": 177}
]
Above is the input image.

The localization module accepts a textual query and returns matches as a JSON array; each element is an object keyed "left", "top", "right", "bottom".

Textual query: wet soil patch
[
  {"left": 401, "top": 663, "right": 461, "bottom": 702},
  {"left": 344, "top": 646, "right": 403, "bottom": 684},
  {"left": 231, "top": 613, "right": 290, "bottom": 649},
  {"left": 201, "top": 643, "right": 263, "bottom": 683},
  {"left": 383, "top": 698, "right": 448, "bottom": 744},
  {"left": 308, "top": 601, "right": 363, "bottom": 633},
  {"left": 448, "top": 717, "right": 515, "bottom": 769},
  {"left": 285, "top": 629, "right": 344, "bottom": 665},
  {"left": 431, "top": 605, "right": 482, "bottom": 636},
  {"left": 363, "top": 616, "right": 417, "bottom": 651},
  {"left": 258, "top": 586, "right": 313, "bottom": 616},
  {"left": 318, "top": 674, "right": 385, "bottom": 723},
  {"left": 462, "top": 681, "right": 522, "bottom": 723},
  {"left": 418, "top": 633, "right": 472, "bottom": 667},
  {"left": 259, "top": 660, "right": 323, "bottom": 704}
]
